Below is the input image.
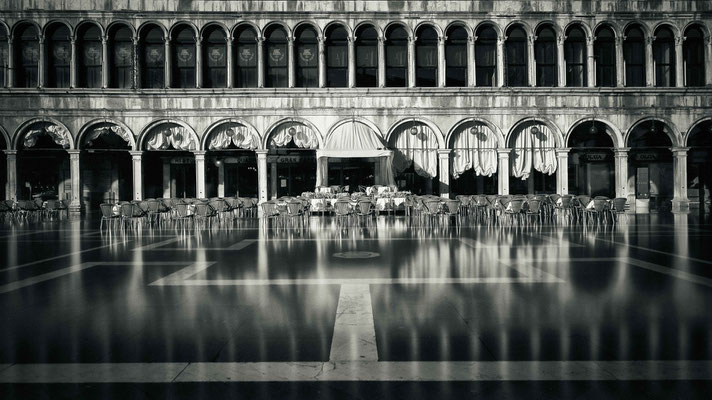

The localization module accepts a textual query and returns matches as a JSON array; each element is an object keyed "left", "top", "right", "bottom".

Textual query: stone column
[
  {"left": 101, "top": 35, "right": 109, "bottom": 88},
  {"left": 348, "top": 36, "right": 356, "bottom": 88},
  {"left": 287, "top": 35, "right": 294, "bottom": 88},
  {"left": 671, "top": 147, "right": 690, "bottom": 213},
  {"left": 217, "top": 161, "right": 225, "bottom": 197},
  {"left": 318, "top": 36, "right": 326, "bottom": 88},
  {"left": 130, "top": 151, "right": 143, "bottom": 201},
  {"left": 706, "top": 35, "right": 712, "bottom": 86},
  {"left": 226, "top": 36, "right": 233, "bottom": 88},
  {"left": 557, "top": 34, "right": 566, "bottom": 87},
  {"left": 645, "top": 36, "right": 654, "bottom": 87},
  {"left": 675, "top": 36, "right": 684, "bottom": 87},
  {"left": 132, "top": 37, "right": 139, "bottom": 89},
  {"left": 496, "top": 36, "right": 504, "bottom": 87},
  {"left": 7, "top": 37, "right": 14, "bottom": 88},
  {"left": 257, "top": 36, "right": 264, "bottom": 88},
  {"left": 555, "top": 148, "right": 570, "bottom": 195},
  {"left": 256, "top": 150, "right": 268, "bottom": 203},
  {"left": 270, "top": 161, "right": 278, "bottom": 199},
  {"left": 195, "top": 37, "right": 202, "bottom": 88},
  {"left": 613, "top": 147, "right": 629, "bottom": 199},
  {"left": 497, "top": 149, "right": 510, "bottom": 195},
  {"left": 437, "top": 35, "right": 446, "bottom": 87},
  {"left": 377, "top": 37, "right": 385, "bottom": 87},
  {"left": 437, "top": 149, "right": 451, "bottom": 198},
  {"left": 70, "top": 37, "right": 77, "bottom": 88},
  {"left": 586, "top": 36, "right": 595, "bottom": 87},
  {"left": 162, "top": 159, "right": 171, "bottom": 197},
  {"left": 468, "top": 35, "right": 475, "bottom": 87},
  {"left": 4, "top": 150, "right": 17, "bottom": 200},
  {"left": 194, "top": 151, "right": 206, "bottom": 199},
  {"left": 164, "top": 37, "right": 171, "bottom": 88},
  {"left": 408, "top": 35, "right": 416, "bottom": 87},
  {"left": 68, "top": 150, "right": 81, "bottom": 212},
  {"left": 38, "top": 35, "right": 45, "bottom": 88},
  {"left": 615, "top": 36, "right": 624, "bottom": 87},
  {"left": 528, "top": 35, "right": 536, "bottom": 86}
]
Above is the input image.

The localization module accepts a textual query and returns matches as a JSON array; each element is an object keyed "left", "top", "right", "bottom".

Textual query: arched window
[
  {"left": 0, "top": 25, "right": 8, "bottom": 87},
  {"left": 264, "top": 25, "right": 288, "bottom": 88},
  {"left": 234, "top": 25, "right": 257, "bottom": 88},
  {"left": 295, "top": 25, "right": 318, "bottom": 87},
  {"left": 594, "top": 26, "right": 616, "bottom": 87},
  {"left": 385, "top": 25, "right": 408, "bottom": 87},
  {"left": 565, "top": 26, "right": 586, "bottom": 87},
  {"left": 202, "top": 26, "right": 226, "bottom": 88},
  {"left": 77, "top": 24, "right": 102, "bottom": 88},
  {"left": 355, "top": 25, "right": 378, "bottom": 87},
  {"left": 326, "top": 25, "right": 348, "bottom": 87},
  {"left": 14, "top": 24, "right": 39, "bottom": 87},
  {"left": 415, "top": 25, "right": 438, "bottom": 87},
  {"left": 535, "top": 26, "right": 556, "bottom": 87},
  {"left": 46, "top": 24, "right": 71, "bottom": 88},
  {"left": 108, "top": 25, "right": 133, "bottom": 89},
  {"left": 653, "top": 26, "right": 675, "bottom": 87},
  {"left": 475, "top": 25, "right": 497, "bottom": 87},
  {"left": 140, "top": 25, "right": 165, "bottom": 88},
  {"left": 684, "top": 26, "right": 705, "bottom": 87},
  {"left": 171, "top": 25, "right": 196, "bottom": 88},
  {"left": 505, "top": 25, "right": 527, "bottom": 86},
  {"left": 623, "top": 26, "right": 645, "bottom": 87},
  {"left": 445, "top": 26, "right": 467, "bottom": 87}
]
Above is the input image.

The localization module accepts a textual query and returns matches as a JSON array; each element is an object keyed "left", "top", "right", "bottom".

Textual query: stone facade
[{"left": 0, "top": 1, "right": 711, "bottom": 212}]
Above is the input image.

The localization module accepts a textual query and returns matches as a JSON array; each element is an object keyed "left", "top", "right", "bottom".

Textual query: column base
[
  {"left": 671, "top": 199, "right": 690, "bottom": 214},
  {"left": 68, "top": 202, "right": 82, "bottom": 213}
]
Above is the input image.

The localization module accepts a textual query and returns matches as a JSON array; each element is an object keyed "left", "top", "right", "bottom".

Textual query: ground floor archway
[
  {"left": 206, "top": 151, "right": 257, "bottom": 198},
  {"left": 268, "top": 149, "right": 316, "bottom": 198},
  {"left": 80, "top": 151, "right": 132, "bottom": 209},
  {"left": 327, "top": 158, "right": 375, "bottom": 191},
  {"left": 451, "top": 169, "right": 497, "bottom": 195},
  {"left": 142, "top": 151, "right": 196, "bottom": 199}
]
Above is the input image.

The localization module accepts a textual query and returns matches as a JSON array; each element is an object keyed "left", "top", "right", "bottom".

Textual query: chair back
[
  {"left": 455, "top": 195, "right": 470, "bottom": 206},
  {"left": 174, "top": 203, "right": 191, "bottom": 218},
  {"left": 334, "top": 201, "right": 351, "bottom": 216},
  {"left": 549, "top": 194, "right": 562, "bottom": 203},
  {"left": 146, "top": 199, "right": 161, "bottom": 213},
  {"left": 445, "top": 199, "right": 460, "bottom": 213},
  {"left": 194, "top": 203, "right": 215, "bottom": 217},
  {"left": 357, "top": 200, "right": 372, "bottom": 215},
  {"left": 260, "top": 202, "right": 279, "bottom": 217},
  {"left": 527, "top": 199, "right": 542, "bottom": 213},
  {"left": 591, "top": 199, "right": 609, "bottom": 212},
  {"left": 612, "top": 197, "right": 627, "bottom": 212},
  {"left": 208, "top": 200, "right": 227, "bottom": 213},
  {"left": 45, "top": 200, "right": 59, "bottom": 210},
  {"left": 576, "top": 195, "right": 592, "bottom": 208},
  {"left": 99, "top": 203, "right": 115, "bottom": 218},
  {"left": 506, "top": 199, "right": 524, "bottom": 213},
  {"left": 423, "top": 200, "right": 441, "bottom": 214},
  {"left": 287, "top": 201, "right": 303, "bottom": 216}
]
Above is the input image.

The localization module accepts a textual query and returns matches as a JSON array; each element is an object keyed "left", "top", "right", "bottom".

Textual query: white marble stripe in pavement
[
  {"left": 1, "top": 361, "right": 711, "bottom": 383},
  {"left": 459, "top": 237, "right": 569, "bottom": 249},
  {"left": 329, "top": 284, "right": 378, "bottom": 361},
  {"left": 151, "top": 277, "right": 564, "bottom": 286},
  {"left": 134, "top": 239, "right": 257, "bottom": 251},
  {"left": 592, "top": 236, "right": 712, "bottom": 265},
  {"left": 0, "top": 242, "right": 133, "bottom": 273}
]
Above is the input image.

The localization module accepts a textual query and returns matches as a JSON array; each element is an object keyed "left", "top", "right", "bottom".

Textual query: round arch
[
  {"left": 354, "top": 21, "right": 383, "bottom": 39},
  {"left": 323, "top": 20, "right": 351, "bottom": 38},
  {"left": 137, "top": 119, "right": 199, "bottom": 151},
  {"left": 594, "top": 21, "right": 622, "bottom": 38},
  {"left": 504, "top": 20, "right": 532, "bottom": 37},
  {"left": 446, "top": 117, "right": 505, "bottom": 148},
  {"left": 11, "top": 20, "right": 41, "bottom": 37},
  {"left": 474, "top": 20, "right": 503, "bottom": 38},
  {"left": 199, "top": 21, "right": 229, "bottom": 39},
  {"left": 231, "top": 21, "right": 261, "bottom": 39},
  {"left": 169, "top": 21, "right": 199, "bottom": 39},
  {"left": 76, "top": 118, "right": 136, "bottom": 150},
  {"left": 386, "top": 117, "right": 445, "bottom": 149},
  {"left": 384, "top": 21, "right": 412, "bottom": 37},
  {"left": 106, "top": 20, "right": 136, "bottom": 37},
  {"left": 262, "top": 21, "right": 292, "bottom": 39},
  {"left": 201, "top": 118, "right": 261, "bottom": 150},
  {"left": 0, "top": 20, "right": 10, "bottom": 36},
  {"left": 624, "top": 116, "right": 681, "bottom": 147},
  {"left": 683, "top": 21, "right": 711, "bottom": 37},
  {"left": 13, "top": 117, "right": 74, "bottom": 150},
  {"left": 137, "top": 21, "right": 168, "bottom": 39},
  {"left": 564, "top": 20, "right": 592, "bottom": 40},
  {"left": 623, "top": 20, "right": 651, "bottom": 37},
  {"left": 506, "top": 117, "right": 564, "bottom": 148},
  {"left": 652, "top": 21, "right": 681, "bottom": 37},
  {"left": 684, "top": 116, "right": 712, "bottom": 146},
  {"left": 566, "top": 117, "right": 624, "bottom": 148},
  {"left": 534, "top": 20, "right": 562, "bottom": 36},
  {"left": 444, "top": 21, "right": 473, "bottom": 37},
  {"left": 42, "top": 19, "right": 73, "bottom": 38},
  {"left": 414, "top": 21, "right": 443, "bottom": 38},
  {"left": 262, "top": 117, "right": 323, "bottom": 149},
  {"left": 325, "top": 117, "right": 385, "bottom": 146},
  {"left": 74, "top": 20, "right": 104, "bottom": 37},
  {"left": 293, "top": 20, "right": 322, "bottom": 38}
]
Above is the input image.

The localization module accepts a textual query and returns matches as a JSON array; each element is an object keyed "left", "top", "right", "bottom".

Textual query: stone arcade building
[{"left": 0, "top": 0, "right": 711, "bottom": 213}]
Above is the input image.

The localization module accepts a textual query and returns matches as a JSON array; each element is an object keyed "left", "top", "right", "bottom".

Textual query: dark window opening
[
  {"left": 386, "top": 25, "right": 408, "bottom": 87},
  {"left": 475, "top": 26, "right": 497, "bottom": 87},
  {"left": 505, "top": 26, "right": 527, "bottom": 87},
  {"left": 624, "top": 26, "right": 645, "bottom": 87},
  {"left": 295, "top": 25, "right": 318, "bottom": 88},
  {"left": 595, "top": 26, "right": 616, "bottom": 87},
  {"left": 326, "top": 25, "right": 348, "bottom": 87},
  {"left": 355, "top": 25, "right": 378, "bottom": 87},
  {"left": 264, "top": 26, "right": 288, "bottom": 88},
  {"left": 535, "top": 26, "right": 557, "bottom": 87},
  {"left": 565, "top": 26, "right": 586, "bottom": 87},
  {"left": 415, "top": 26, "right": 438, "bottom": 87},
  {"left": 234, "top": 26, "right": 257, "bottom": 88},
  {"left": 202, "top": 26, "right": 226, "bottom": 88}
]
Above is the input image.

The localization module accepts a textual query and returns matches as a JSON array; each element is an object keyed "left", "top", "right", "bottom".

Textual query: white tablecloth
[{"left": 375, "top": 197, "right": 406, "bottom": 211}]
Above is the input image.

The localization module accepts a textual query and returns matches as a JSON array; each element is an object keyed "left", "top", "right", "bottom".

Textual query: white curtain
[
  {"left": 316, "top": 157, "right": 329, "bottom": 187},
  {"left": 510, "top": 123, "right": 557, "bottom": 180},
  {"left": 86, "top": 125, "right": 132, "bottom": 146},
  {"left": 145, "top": 126, "right": 197, "bottom": 151},
  {"left": 207, "top": 123, "right": 259, "bottom": 150},
  {"left": 391, "top": 123, "right": 438, "bottom": 178},
  {"left": 325, "top": 121, "right": 385, "bottom": 150},
  {"left": 268, "top": 122, "right": 318, "bottom": 149},
  {"left": 451, "top": 124, "right": 498, "bottom": 178},
  {"left": 23, "top": 124, "right": 71, "bottom": 149}
]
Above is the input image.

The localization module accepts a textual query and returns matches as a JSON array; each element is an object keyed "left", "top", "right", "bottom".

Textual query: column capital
[
  {"left": 613, "top": 147, "right": 631, "bottom": 155},
  {"left": 555, "top": 147, "right": 571, "bottom": 155},
  {"left": 557, "top": 35, "right": 565, "bottom": 45},
  {"left": 193, "top": 150, "right": 207, "bottom": 158},
  {"left": 468, "top": 35, "right": 476, "bottom": 43},
  {"left": 129, "top": 150, "right": 143, "bottom": 158},
  {"left": 67, "top": 149, "right": 81, "bottom": 156},
  {"left": 528, "top": 35, "right": 536, "bottom": 44},
  {"left": 255, "top": 149, "right": 269, "bottom": 156},
  {"left": 671, "top": 146, "right": 690, "bottom": 154},
  {"left": 675, "top": 36, "right": 684, "bottom": 46},
  {"left": 437, "top": 149, "right": 451, "bottom": 158},
  {"left": 646, "top": 36, "right": 655, "bottom": 45},
  {"left": 3, "top": 150, "right": 18, "bottom": 156},
  {"left": 257, "top": 36, "right": 265, "bottom": 43},
  {"left": 615, "top": 36, "right": 623, "bottom": 46},
  {"left": 497, "top": 148, "right": 511, "bottom": 157},
  {"left": 101, "top": 36, "right": 108, "bottom": 44}
]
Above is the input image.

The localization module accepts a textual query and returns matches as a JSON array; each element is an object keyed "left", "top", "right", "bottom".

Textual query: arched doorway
[
  {"left": 687, "top": 119, "right": 712, "bottom": 217},
  {"left": 79, "top": 122, "right": 133, "bottom": 209},
  {"left": 390, "top": 121, "right": 439, "bottom": 195},
  {"left": 450, "top": 121, "right": 498, "bottom": 195},
  {"left": 508, "top": 121, "right": 557, "bottom": 194},
  {"left": 568, "top": 120, "right": 615, "bottom": 197},
  {"left": 204, "top": 121, "right": 259, "bottom": 198},
  {"left": 627, "top": 120, "right": 674, "bottom": 212},
  {"left": 266, "top": 121, "right": 318, "bottom": 198},
  {"left": 16, "top": 121, "right": 72, "bottom": 201},
  {"left": 141, "top": 122, "right": 198, "bottom": 199}
]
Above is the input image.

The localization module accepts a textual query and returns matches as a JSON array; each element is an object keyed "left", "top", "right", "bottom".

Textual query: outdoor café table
[{"left": 375, "top": 197, "right": 407, "bottom": 213}]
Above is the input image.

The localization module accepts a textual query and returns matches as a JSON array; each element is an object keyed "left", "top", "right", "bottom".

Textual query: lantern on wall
[
  {"left": 409, "top": 125, "right": 418, "bottom": 136},
  {"left": 288, "top": 127, "right": 297, "bottom": 137},
  {"left": 225, "top": 128, "right": 235, "bottom": 137}
]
